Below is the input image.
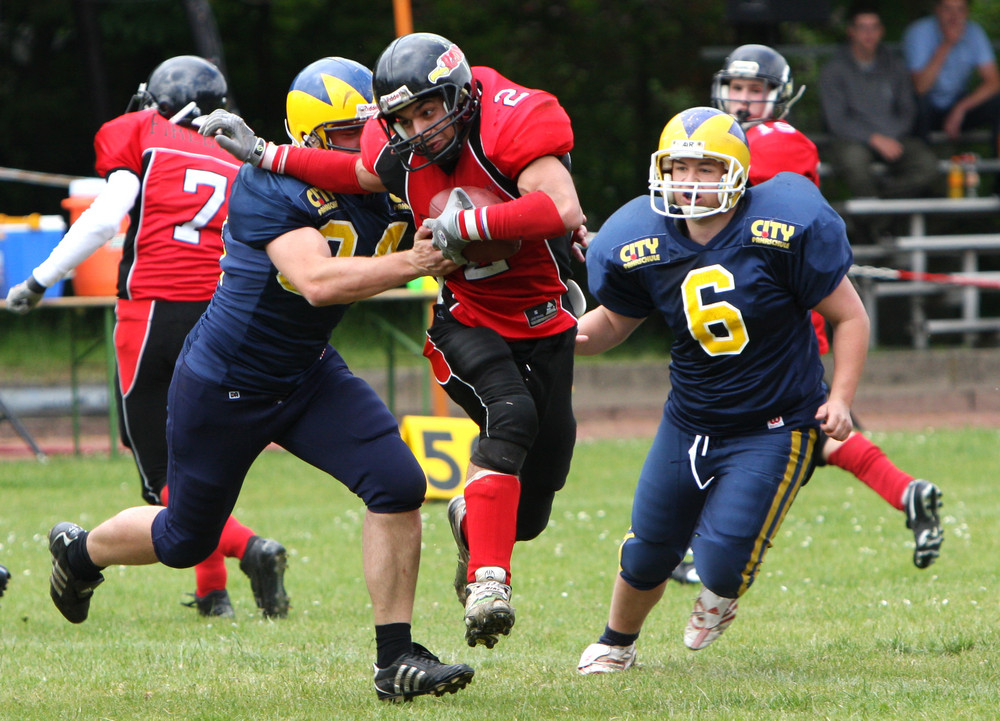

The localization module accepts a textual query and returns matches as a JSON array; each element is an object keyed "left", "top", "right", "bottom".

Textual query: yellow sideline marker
[{"left": 400, "top": 415, "right": 479, "bottom": 500}]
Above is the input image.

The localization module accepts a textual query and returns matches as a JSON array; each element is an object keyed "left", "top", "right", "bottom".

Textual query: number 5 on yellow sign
[{"left": 399, "top": 415, "right": 480, "bottom": 500}]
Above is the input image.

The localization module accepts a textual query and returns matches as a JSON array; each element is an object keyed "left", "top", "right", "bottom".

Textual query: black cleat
[
  {"left": 669, "top": 547, "right": 700, "bottom": 585},
  {"left": 183, "top": 589, "right": 235, "bottom": 618},
  {"left": 48, "top": 522, "right": 104, "bottom": 623},
  {"left": 904, "top": 480, "right": 943, "bottom": 569},
  {"left": 0, "top": 564, "right": 9, "bottom": 599},
  {"left": 373, "top": 643, "right": 474, "bottom": 702},
  {"left": 670, "top": 560, "right": 701, "bottom": 585},
  {"left": 240, "top": 536, "right": 289, "bottom": 618}
]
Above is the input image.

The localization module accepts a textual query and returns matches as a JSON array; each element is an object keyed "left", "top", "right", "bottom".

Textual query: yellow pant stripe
[{"left": 738, "top": 428, "right": 817, "bottom": 595}]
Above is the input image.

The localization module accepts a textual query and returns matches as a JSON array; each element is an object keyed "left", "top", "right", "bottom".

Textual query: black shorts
[{"left": 424, "top": 308, "right": 576, "bottom": 507}]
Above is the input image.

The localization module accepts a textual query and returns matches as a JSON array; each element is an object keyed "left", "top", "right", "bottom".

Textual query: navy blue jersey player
[
  {"left": 46, "top": 57, "right": 473, "bottom": 703},
  {"left": 577, "top": 107, "right": 870, "bottom": 674}
]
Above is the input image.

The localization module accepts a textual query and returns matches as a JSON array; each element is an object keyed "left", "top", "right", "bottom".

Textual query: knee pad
[
  {"left": 363, "top": 467, "right": 427, "bottom": 513},
  {"left": 154, "top": 535, "right": 217, "bottom": 569},
  {"left": 151, "top": 510, "right": 219, "bottom": 569},
  {"left": 471, "top": 391, "right": 539, "bottom": 471},
  {"left": 691, "top": 537, "right": 752, "bottom": 599},
  {"left": 471, "top": 436, "right": 528, "bottom": 476},
  {"left": 619, "top": 534, "right": 678, "bottom": 591}
]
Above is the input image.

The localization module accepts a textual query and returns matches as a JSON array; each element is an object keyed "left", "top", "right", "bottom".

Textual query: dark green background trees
[{"left": 2, "top": 1, "right": 999, "bottom": 224}]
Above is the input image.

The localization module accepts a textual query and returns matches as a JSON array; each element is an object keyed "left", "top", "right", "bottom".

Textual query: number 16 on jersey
[{"left": 400, "top": 415, "right": 480, "bottom": 500}]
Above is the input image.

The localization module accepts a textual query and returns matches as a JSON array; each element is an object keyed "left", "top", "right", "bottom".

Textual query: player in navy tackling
[
  {"left": 46, "top": 57, "right": 473, "bottom": 702},
  {"left": 576, "top": 107, "right": 870, "bottom": 673},
  {"left": 711, "top": 44, "right": 943, "bottom": 571},
  {"left": 7, "top": 56, "right": 286, "bottom": 619},
  {"left": 201, "top": 32, "right": 585, "bottom": 651}
]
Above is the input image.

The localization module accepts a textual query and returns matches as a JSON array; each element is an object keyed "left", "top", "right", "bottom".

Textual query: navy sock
[
  {"left": 375, "top": 622, "right": 413, "bottom": 668},
  {"left": 598, "top": 625, "right": 639, "bottom": 648},
  {"left": 67, "top": 531, "right": 106, "bottom": 581}
]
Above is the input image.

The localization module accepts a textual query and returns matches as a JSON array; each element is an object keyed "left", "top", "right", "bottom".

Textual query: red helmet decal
[{"left": 428, "top": 44, "right": 465, "bottom": 83}]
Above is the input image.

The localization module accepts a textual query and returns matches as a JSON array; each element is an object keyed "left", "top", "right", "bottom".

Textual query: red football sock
[
  {"left": 827, "top": 434, "right": 913, "bottom": 510},
  {"left": 218, "top": 515, "right": 256, "bottom": 559},
  {"left": 463, "top": 471, "right": 520, "bottom": 583},
  {"left": 194, "top": 549, "right": 228, "bottom": 596}
]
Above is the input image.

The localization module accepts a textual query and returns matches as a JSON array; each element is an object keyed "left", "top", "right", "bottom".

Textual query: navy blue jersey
[
  {"left": 181, "top": 165, "right": 412, "bottom": 392},
  {"left": 587, "top": 172, "right": 852, "bottom": 435}
]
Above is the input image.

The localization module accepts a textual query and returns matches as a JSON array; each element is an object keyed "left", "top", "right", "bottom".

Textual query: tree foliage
[{"left": 2, "top": 0, "right": 998, "bottom": 223}]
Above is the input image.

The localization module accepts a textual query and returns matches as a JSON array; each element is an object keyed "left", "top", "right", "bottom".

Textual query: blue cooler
[{"left": 0, "top": 214, "right": 67, "bottom": 298}]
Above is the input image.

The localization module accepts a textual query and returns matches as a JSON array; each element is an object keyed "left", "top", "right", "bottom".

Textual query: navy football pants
[
  {"left": 151, "top": 348, "right": 426, "bottom": 569},
  {"left": 620, "top": 412, "right": 818, "bottom": 599}
]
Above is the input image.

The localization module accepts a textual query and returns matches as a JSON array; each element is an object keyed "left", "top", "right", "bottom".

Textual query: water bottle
[{"left": 948, "top": 156, "right": 964, "bottom": 198}]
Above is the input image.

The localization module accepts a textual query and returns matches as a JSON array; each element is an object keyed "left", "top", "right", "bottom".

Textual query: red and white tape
[{"left": 850, "top": 264, "right": 1000, "bottom": 290}]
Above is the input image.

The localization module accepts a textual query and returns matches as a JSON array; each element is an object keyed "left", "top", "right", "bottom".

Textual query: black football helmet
[
  {"left": 126, "top": 55, "right": 228, "bottom": 125},
  {"left": 710, "top": 44, "right": 804, "bottom": 125},
  {"left": 372, "top": 32, "right": 480, "bottom": 171}
]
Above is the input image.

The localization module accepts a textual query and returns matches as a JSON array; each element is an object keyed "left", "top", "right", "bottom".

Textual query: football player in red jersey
[
  {"left": 6, "top": 56, "right": 288, "bottom": 618},
  {"left": 707, "top": 44, "right": 943, "bottom": 572},
  {"left": 201, "top": 32, "right": 586, "bottom": 649}
]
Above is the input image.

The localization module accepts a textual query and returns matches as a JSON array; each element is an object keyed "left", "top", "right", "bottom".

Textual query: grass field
[{"left": 1, "top": 429, "right": 998, "bottom": 720}]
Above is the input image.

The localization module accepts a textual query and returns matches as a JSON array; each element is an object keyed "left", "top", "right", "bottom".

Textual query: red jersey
[
  {"left": 746, "top": 120, "right": 820, "bottom": 187},
  {"left": 94, "top": 109, "right": 241, "bottom": 301},
  {"left": 746, "top": 119, "right": 829, "bottom": 353},
  {"left": 361, "top": 67, "right": 578, "bottom": 340}
]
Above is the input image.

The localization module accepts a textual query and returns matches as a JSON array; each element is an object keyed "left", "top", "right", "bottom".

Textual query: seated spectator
[
  {"left": 820, "top": 4, "right": 940, "bottom": 204},
  {"left": 903, "top": 0, "right": 1000, "bottom": 156}
]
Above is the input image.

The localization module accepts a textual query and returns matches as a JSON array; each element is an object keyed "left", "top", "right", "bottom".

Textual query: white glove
[
  {"left": 197, "top": 109, "right": 268, "bottom": 166},
  {"left": 5, "top": 275, "right": 47, "bottom": 314},
  {"left": 565, "top": 279, "right": 587, "bottom": 318},
  {"left": 426, "top": 188, "right": 473, "bottom": 264}
]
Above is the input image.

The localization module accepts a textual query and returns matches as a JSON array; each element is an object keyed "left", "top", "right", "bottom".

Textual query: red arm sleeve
[
  {"left": 458, "top": 191, "right": 567, "bottom": 242},
  {"left": 264, "top": 145, "right": 366, "bottom": 194}
]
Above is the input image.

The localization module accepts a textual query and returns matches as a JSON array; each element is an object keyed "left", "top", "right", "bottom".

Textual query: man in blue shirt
[
  {"left": 903, "top": 0, "right": 1000, "bottom": 153},
  {"left": 45, "top": 57, "right": 474, "bottom": 703},
  {"left": 575, "top": 107, "right": 870, "bottom": 673}
]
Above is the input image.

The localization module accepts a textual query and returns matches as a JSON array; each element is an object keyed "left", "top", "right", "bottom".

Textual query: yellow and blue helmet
[
  {"left": 285, "top": 57, "right": 378, "bottom": 153},
  {"left": 649, "top": 106, "right": 750, "bottom": 219}
]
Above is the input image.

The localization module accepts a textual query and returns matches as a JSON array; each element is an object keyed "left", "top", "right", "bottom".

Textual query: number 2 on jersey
[{"left": 682, "top": 264, "right": 748, "bottom": 356}]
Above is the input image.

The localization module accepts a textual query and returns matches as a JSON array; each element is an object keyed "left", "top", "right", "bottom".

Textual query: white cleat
[
  {"left": 684, "top": 586, "right": 738, "bottom": 650},
  {"left": 577, "top": 642, "right": 637, "bottom": 675},
  {"left": 463, "top": 566, "right": 515, "bottom": 648}
]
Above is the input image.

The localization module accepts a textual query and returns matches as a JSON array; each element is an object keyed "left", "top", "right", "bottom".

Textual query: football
[{"left": 427, "top": 186, "right": 521, "bottom": 265}]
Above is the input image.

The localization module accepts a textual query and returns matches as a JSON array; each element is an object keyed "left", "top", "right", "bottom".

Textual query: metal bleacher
[{"left": 841, "top": 197, "right": 1000, "bottom": 349}]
